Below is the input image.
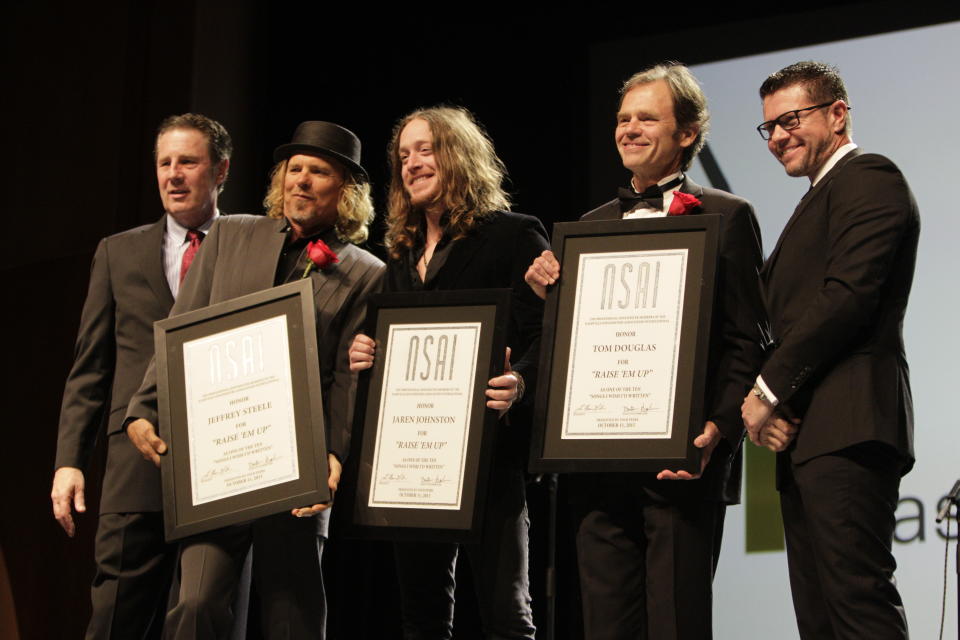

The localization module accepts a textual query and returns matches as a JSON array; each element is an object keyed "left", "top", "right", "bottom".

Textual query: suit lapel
[
  {"left": 679, "top": 177, "right": 705, "bottom": 212},
  {"left": 243, "top": 217, "right": 288, "bottom": 291},
  {"left": 308, "top": 232, "right": 352, "bottom": 316},
  {"left": 762, "top": 148, "right": 862, "bottom": 279},
  {"left": 432, "top": 224, "right": 488, "bottom": 287},
  {"left": 140, "top": 216, "right": 175, "bottom": 307}
]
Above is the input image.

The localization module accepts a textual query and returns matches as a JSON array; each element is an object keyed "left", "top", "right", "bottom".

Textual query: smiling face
[
  {"left": 615, "top": 80, "right": 696, "bottom": 189},
  {"left": 762, "top": 83, "right": 848, "bottom": 180},
  {"left": 155, "top": 128, "right": 227, "bottom": 228},
  {"left": 282, "top": 154, "right": 345, "bottom": 235},
  {"left": 398, "top": 118, "right": 443, "bottom": 214}
]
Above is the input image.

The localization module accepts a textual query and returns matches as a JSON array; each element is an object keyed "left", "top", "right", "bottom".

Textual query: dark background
[{"left": 2, "top": 2, "right": 956, "bottom": 638}]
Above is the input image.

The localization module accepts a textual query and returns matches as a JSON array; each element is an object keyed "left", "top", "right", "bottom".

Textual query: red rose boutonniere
[
  {"left": 301, "top": 238, "right": 339, "bottom": 278},
  {"left": 667, "top": 191, "right": 702, "bottom": 216}
]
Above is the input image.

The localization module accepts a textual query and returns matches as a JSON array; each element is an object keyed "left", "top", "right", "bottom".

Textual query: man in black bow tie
[
  {"left": 526, "top": 62, "right": 769, "bottom": 639},
  {"left": 742, "top": 61, "right": 917, "bottom": 640}
]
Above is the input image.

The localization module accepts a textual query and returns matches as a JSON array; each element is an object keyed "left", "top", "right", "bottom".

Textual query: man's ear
[
  {"left": 215, "top": 158, "right": 230, "bottom": 185},
  {"left": 828, "top": 101, "right": 848, "bottom": 135},
  {"left": 677, "top": 126, "right": 698, "bottom": 149}
]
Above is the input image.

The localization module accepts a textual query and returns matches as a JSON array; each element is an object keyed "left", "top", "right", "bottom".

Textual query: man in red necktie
[{"left": 50, "top": 113, "right": 230, "bottom": 639}]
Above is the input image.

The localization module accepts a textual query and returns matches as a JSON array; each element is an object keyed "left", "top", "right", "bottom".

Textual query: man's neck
[
  {"left": 170, "top": 204, "right": 218, "bottom": 231},
  {"left": 286, "top": 218, "right": 329, "bottom": 242},
  {"left": 423, "top": 208, "right": 446, "bottom": 243},
  {"left": 810, "top": 138, "right": 856, "bottom": 186},
  {"left": 631, "top": 170, "right": 683, "bottom": 193}
]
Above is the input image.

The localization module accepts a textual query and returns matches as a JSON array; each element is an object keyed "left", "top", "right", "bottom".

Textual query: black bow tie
[{"left": 617, "top": 176, "right": 684, "bottom": 213}]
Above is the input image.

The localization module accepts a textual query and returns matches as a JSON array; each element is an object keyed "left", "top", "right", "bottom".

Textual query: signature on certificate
[
  {"left": 573, "top": 403, "right": 606, "bottom": 415},
  {"left": 200, "top": 465, "right": 231, "bottom": 483},
  {"left": 379, "top": 473, "right": 407, "bottom": 484},
  {"left": 248, "top": 454, "right": 278, "bottom": 470},
  {"left": 623, "top": 403, "right": 657, "bottom": 415},
  {"left": 420, "top": 475, "right": 451, "bottom": 486}
]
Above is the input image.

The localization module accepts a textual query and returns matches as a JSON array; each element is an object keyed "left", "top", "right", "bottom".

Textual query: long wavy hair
[
  {"left": 262, "top": 156, "right": 374, "bottom": 244},
  {"left": 385, "top": 106, "right": 510, "bottom": 260}
]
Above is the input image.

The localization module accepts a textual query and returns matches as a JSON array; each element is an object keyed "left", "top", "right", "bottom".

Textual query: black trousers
[
  {"left": 572, "top": 475, "right": 726, "bottom": 640},
  {"left": 164, "top": 510, "right": 329, "bottom": 640},
  {"left": 780, "top": 444, "right": 908, "bottom": 640},
  {"left": 86, "top": 512, "right": 176, "bottom": 640},
  {"left": 393, "top": 468, "right": 535, "bottom": 640}
]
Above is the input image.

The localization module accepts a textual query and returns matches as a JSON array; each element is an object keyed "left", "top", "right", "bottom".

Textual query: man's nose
[{"left": 769, "top": 123, "right": 790, "bottom": 144}]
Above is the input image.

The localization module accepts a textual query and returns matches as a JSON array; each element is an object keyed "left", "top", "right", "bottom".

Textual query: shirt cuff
[{"left": 755, "top": 376, "right": 779, "bottom": 406}]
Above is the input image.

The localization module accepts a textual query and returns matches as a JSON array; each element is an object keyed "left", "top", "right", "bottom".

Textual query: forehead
[
  {"left": 762, "top": 84, "right": 813, "bottom": 119},
  {"left": 156, "top": 128, "right": 209, "bottom": 158},
  {"left": 618, "top": 79, "right": 675, "bottom": 115},
  {"left": 286, "top": 153, "right": 344, "bottom": 174},
  {"left": 398, "top": 118, "right": 433, "bottom": 149}
]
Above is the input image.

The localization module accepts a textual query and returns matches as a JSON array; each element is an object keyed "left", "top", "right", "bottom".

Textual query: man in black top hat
[{"left": 125, "top": 121, "right": 384, "bottom": 639}]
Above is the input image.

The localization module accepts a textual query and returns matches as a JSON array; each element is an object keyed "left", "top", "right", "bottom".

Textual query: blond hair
[{"left": 262, "top": 157, "right": 374, "bottom": 244}]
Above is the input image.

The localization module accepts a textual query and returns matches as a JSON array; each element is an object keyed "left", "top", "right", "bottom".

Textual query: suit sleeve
[
  {"left": 55, "top": 239, "right": 117, "bottom": 470},
  {"left": 124, "top": 218, "right": 223, "bottom": 431},
  {"left": 508, "top": 216, "right": 550, "bottom": 405},
  {"left": 760, "top": 157, "right": 919, "bottom": 405},
  {"left": 707, "top": 202, "right": 767, "bottom": 443},
  {"left": 326, "top": 260, "right": 385, "bottom": 462}
]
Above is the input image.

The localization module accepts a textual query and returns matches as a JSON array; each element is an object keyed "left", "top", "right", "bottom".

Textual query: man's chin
[{"left": 168, "top": 205, "right": 214, "bottom": 228}]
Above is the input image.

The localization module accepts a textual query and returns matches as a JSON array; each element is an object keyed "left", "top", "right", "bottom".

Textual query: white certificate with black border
[
  {"left": 182, "top": 315, "right": 300, "bottom": 505},
  {"left": 368, "top": 322, "right": 481, "bottom": 510},
  {"left": 561, "top": 249, "right": 687, "bottom": 439}
]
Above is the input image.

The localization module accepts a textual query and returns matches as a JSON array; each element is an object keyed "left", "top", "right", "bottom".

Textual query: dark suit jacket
[
  {"left": 582, "top": 177, "right": 767, "bottom": 503},
  {"left": 760, "top": 150, "right": 919, "bottom": 473},
  {"left": 55, "top": 216, "right": 174, "bottom": 513},
  {"left": 384, "top": 211, "right": 550, "bottom": 465},
  {"left": 126, "top": 215, "right": 385, "bottom": 462}
]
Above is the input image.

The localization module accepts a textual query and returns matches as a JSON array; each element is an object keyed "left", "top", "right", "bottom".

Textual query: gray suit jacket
[
  {"left": 126, "top": 215, "right": 384, "bottom": 461},
  {"left": 55, "top": 216, "right": 174, "bottom": 513}
]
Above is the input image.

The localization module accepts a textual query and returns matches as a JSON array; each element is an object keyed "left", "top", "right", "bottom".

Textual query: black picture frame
[
  {"left": 155, "top": 279, "right": 330, "bottom": 541},
  {"left": 341, "top": 289, "right": 510, "bottom": 543},
  {"left": 529, "top": 215, "right": 721, "bottom": 473}
]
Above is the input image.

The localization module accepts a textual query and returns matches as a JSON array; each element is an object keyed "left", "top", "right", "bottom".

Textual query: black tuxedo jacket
[
  {"left": 582, "top": 177, "right": 766, "bottom": 503},
  {"left": 384, "top": 211, "right": 550, "bottom": 465},
  {"left": 760, "top": 150, "right": 919, "bottom": 472},
  {"left": 127, "top": 215, "right": 385, "bottom": 462},
  {"left": 55, "top": 216, "right": 174, "bottom": 513}
]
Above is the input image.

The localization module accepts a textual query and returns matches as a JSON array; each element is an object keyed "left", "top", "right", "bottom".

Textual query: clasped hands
[
  {"left": 125, "top": 419, "right": 339, "bottom": 518},
  {"left": 740, "top": 392, "right": 800, "bottom": 452}
]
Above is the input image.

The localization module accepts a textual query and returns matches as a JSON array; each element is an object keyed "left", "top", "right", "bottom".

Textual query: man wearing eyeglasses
[{"left": 742, "top": 61, "right": 918, "bottom": 640}]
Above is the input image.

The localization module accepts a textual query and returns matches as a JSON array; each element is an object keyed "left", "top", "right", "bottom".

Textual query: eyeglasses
[{"left": 756, "top": 101, "right": 847, "bottom": 140}]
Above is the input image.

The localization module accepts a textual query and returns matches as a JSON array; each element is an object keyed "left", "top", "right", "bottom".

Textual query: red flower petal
[
  {"left": 667, "top": 191, "right": 702, "bottom": 216},
  {"left": 306, "top": 239, "right": 340, "bottom": 269}
]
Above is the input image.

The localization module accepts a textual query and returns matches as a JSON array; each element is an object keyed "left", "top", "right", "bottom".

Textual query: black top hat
[{"left": 273, "top": 121, "right": 368, "bottom": 181}]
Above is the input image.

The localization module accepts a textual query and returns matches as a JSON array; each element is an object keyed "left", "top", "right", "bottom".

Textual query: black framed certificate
[
  {"left": 155, "top": 279, "right": 330, "bottom": 541},
  {"left": 342, "top": 289, "right": 510, "bottom": 542},
  {"left": 529, "top": 215, "right": 721, "bottom": 473}
]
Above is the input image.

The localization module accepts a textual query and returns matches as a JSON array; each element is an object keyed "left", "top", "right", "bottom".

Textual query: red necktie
[{"left": 179, "top": 229, "right": 204, "bottom": 284}]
